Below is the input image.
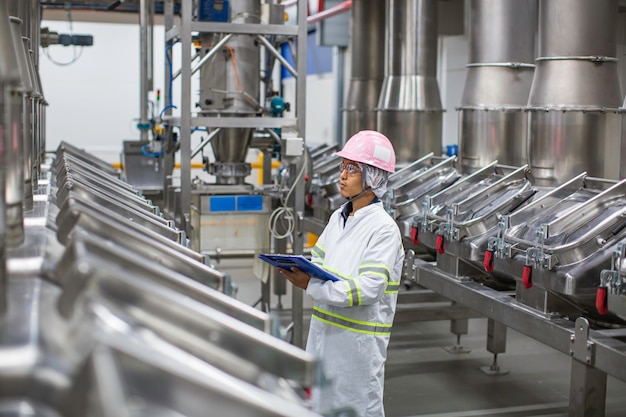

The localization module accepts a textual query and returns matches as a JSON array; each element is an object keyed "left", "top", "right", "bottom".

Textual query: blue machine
[{"left": 197, "top": 0, "right": 230, "bottom": 22}]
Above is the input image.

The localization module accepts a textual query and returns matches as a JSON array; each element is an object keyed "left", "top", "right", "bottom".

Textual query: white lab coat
[{"left": 306, "top": 200, "right": 404, "bottom": 417}]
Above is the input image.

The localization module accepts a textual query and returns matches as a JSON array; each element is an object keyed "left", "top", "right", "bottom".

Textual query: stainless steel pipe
[
  {"left": 377, "top": 0, "right": 443, "bottom": 164},
  {"left": 458, "top": 0, "right": 537, "bottom": 173},
  {"left": 343, "top": 0, "right": 385, "bottom": 138},
  {"left": 527, "top": 0, "right": 622, "bottom": 185}
]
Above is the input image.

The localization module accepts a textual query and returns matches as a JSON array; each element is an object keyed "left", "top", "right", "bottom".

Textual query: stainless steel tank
[
  {"left": 458, "top": 0, "right": 536, "bottom": 173},
  {"left": 527, "top": 0, "right": 623, "bottom": 186},
  {"left": 343, "top": 0, "right": 385, "bottom": 138},
  {"left": 198, "top": 0, "right": 261, "bottom": 185},
  {"left": 377, "top": 0, "right": 443, "bottom": 163}
]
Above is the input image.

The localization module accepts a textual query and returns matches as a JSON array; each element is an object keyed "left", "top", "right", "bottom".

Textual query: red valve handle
[
  {"left": 436, "top": 235, "right": 445, "bottom": 254},
  {"left": 483, "top": 250, "right": 494, "bottom": 272},
  {"left": 522, "top": 265, "right": 533, "bottom": 289},
  {"left": 410, "top": 226, "right": 419, "bottom": 245},
  {"left": 596, "top": 286, "right": 609, "bottom": 315}
]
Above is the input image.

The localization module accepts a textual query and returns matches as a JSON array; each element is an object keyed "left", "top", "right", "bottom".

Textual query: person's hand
[{"left": 278, "top": 267, "right": 311, "bottom": 290}]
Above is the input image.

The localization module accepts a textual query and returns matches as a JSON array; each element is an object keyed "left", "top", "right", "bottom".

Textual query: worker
[{"left": 279, "top": 130, "right": 405, "bottom": 417}]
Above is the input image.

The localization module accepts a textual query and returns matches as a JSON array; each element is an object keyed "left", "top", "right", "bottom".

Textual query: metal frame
[{"left": 411, "top": 258, "right": 626, "bottom": 417}]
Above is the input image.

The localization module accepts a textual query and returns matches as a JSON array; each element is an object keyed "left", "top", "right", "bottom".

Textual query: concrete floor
[{"left": 216, "top": 258, "right": 626, "bottom": 417}]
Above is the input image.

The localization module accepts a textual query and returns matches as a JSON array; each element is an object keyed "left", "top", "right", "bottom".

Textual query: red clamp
[
  {"left": 596, "top": 286, "right": 609, "bottom": 315},
  {"left": 410, "top": 226, "right": 419, "bottom": 245},
  {"left": 436, "top": 235, "right": 445, "bottom": 254},
  {"left": 483, "top": 250, "right": 494, "bottom": 272},
  {"left": 522, "top": 265, "right": 533, "bottom": 289}
]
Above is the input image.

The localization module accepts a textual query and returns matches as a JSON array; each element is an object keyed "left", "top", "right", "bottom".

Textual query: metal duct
[
  {"left": 527, "top": 0, "right": 622, "bottom": 186},
  {"left": 377, "top": 0, "right": 443, "bottom": 164},
  {"left": 199, "top": 0, "right": 261, "bottom": 185},
  {"left": 458, "top": 0, "right": 536, "bottom": 173},
  {"left": 0, "top": 1, "right": 21, "bottom": 312},
  {"left": 7, "top": 16, "right": 29, "bottom": 246},
  {"left": 343, "top": 0, "right": 386, "bottom": 138}
]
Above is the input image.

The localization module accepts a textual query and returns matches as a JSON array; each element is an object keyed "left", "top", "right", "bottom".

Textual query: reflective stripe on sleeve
[
  {"left": 385, "top": 281, "right": 400, "bottom": 294},
  {"left": 358, "top": 263, "right": 391, "bottom": 281},
  {"left": 311, "top": 244, "right": 325, "bottom": 260},
  {"left": 312, "top": 307, "right": 392, "bottom": 336}
]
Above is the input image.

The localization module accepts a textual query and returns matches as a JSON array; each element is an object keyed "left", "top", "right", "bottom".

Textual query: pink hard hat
[{"left": 336, "top": 130, "right": 396, "bottom": 173}]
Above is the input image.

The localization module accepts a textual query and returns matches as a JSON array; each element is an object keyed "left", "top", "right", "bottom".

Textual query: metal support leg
[
  {"left": 480, "top": 319, "right": 509, "bottom": 375},
  {"left": 443, "top": 310, "right": 471, "bottom": 354},
  {"left": 569, "top": 318, "right": 607, "bottom": 417},
  {"left": 569, "top": 360, "right": 607, "bottom": 417}
]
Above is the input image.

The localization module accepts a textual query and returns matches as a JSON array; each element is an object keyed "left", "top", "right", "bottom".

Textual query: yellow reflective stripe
[
  {"left": 345, "top": 281, "right": 353, "bottom": 306},
  {"left": 312, "top": 307, "right": 392, "bottom": 336},
  {"left": 313, "top": 243, "right": 326, "bottom": 256},
  {"left": 385, "top": 281, "right": 400, "bottom": 294},
  {"left": 359, "top": 263, "right": 391, "bottom": 280},
  {"left": 311, "top": 246, "right": 324, "bottom": 260}
]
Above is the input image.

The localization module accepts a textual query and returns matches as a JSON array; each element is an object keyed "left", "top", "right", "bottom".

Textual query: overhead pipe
[
  {"left": 306, "top": 0, "right": 351, "bottom": 24},
  {"left": 139, "top": 0, "right": 154, "bottom": 142},
  {"left": 377, "top": 0, "right": 443, "bottom": 164},
  {"left": 343, "top": 0, "right": 385, "bottom": 139}
]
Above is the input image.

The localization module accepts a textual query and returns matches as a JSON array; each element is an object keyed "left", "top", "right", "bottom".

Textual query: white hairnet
[{"left": 359, "top": 163, "right": 389, "bottom": 198}]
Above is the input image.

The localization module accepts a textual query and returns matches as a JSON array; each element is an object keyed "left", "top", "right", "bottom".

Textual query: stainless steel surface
[
  {"left": 343, "top": 0, "right": 385, "bottom": 137},
  {"left": 468, "top": 0, "right": 536, "bottom": 63},
  {"left": 55, "top": 141, "right": 119, "bottom": 176},
  {"left": 198, "top": 0, "right": 261, "bottom": 185},
  {"left": 57, "top": 193, "right": 185, "bottom": 244},
  {"left": 377, "top": 0, "right": 443, "bottom": 162},
  {"left": 527, "top": 109, "right": 622, "bottom": 186},
  {"left": 6, "top": 16, "right": 28, "bottom": 246},
  {"left": 538, "top": 0, "right": 617, "bottom": 57},
  {"left": 419, "top": 163, "right": 535, "bottom": 245},
  {"left": 458, "top": 0, "right": 536, "bottom": 172},
  {"left": 527, "top": 0, "right": 622, "bottom": 186}
]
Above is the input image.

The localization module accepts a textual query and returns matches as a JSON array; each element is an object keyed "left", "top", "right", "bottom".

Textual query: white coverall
[{"left": 306, "top": 200, "right": 405, "bottom": 417}]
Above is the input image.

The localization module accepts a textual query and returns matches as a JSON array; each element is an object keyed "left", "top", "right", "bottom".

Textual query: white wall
[{"left": 40, "top": 20, "right": 164, "bottom": 163}]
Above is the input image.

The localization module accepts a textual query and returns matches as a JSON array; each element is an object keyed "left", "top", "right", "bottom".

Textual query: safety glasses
[{"left": 339, "top": 161, "right": 362, "bottom": 175}]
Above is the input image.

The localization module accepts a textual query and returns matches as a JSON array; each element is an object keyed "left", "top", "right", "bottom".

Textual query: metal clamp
[
  {"left": 569, "top": 317, "right": 595, "bottom": 365},
  {"left": 525, "top": 224, "right": 553, "bottom": 270},
  {"left": 599, "top": 241, "right": 626, "bottom": 295},
  {"left": 488, "top": 215, "right": 512, "bottom": 258}
]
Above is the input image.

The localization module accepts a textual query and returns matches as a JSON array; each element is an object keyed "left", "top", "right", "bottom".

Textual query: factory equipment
[
  {"left": 486, "top": 174, "right": 626, "bottom": 321},
  {"left": 458, "top": 0, "right": 536, "bottom": 173},
  {"left": 526, "top": 0, "right": 623, "bottom": 185},
  {"left": 342, "top": 0, "right": 385, "bottom": 138},
  {"left": 377, "top": 0, "right": 443, "bottom": 163}
]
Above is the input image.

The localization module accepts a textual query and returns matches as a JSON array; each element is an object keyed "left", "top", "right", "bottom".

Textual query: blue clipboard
[{"left": 258, "top": 254, "right": 340, "bottom": 282}]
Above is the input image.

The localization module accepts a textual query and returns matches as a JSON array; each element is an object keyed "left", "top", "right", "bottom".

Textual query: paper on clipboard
[{"left": 258, "top": 254, "right": 340, "bottom": 282}]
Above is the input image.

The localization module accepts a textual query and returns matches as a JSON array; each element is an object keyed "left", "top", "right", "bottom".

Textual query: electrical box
[{"left": 197, "top": 0, "right": 230, "bottom": 22}]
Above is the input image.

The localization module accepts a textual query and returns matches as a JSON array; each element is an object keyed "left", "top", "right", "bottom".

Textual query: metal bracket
[
  {"left": 570, "top": 317, "right": 595, "bottom": 365},
  {"left": 600, "top": 241, "right": 626, "bottom": 295},
  {"left": 488, "top": 215, "right": 512, "bottom": 257}
]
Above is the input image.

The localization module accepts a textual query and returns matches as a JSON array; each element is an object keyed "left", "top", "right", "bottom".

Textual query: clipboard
[{"left": 258, "top": 254, "right": 340, "bottom": 282}]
